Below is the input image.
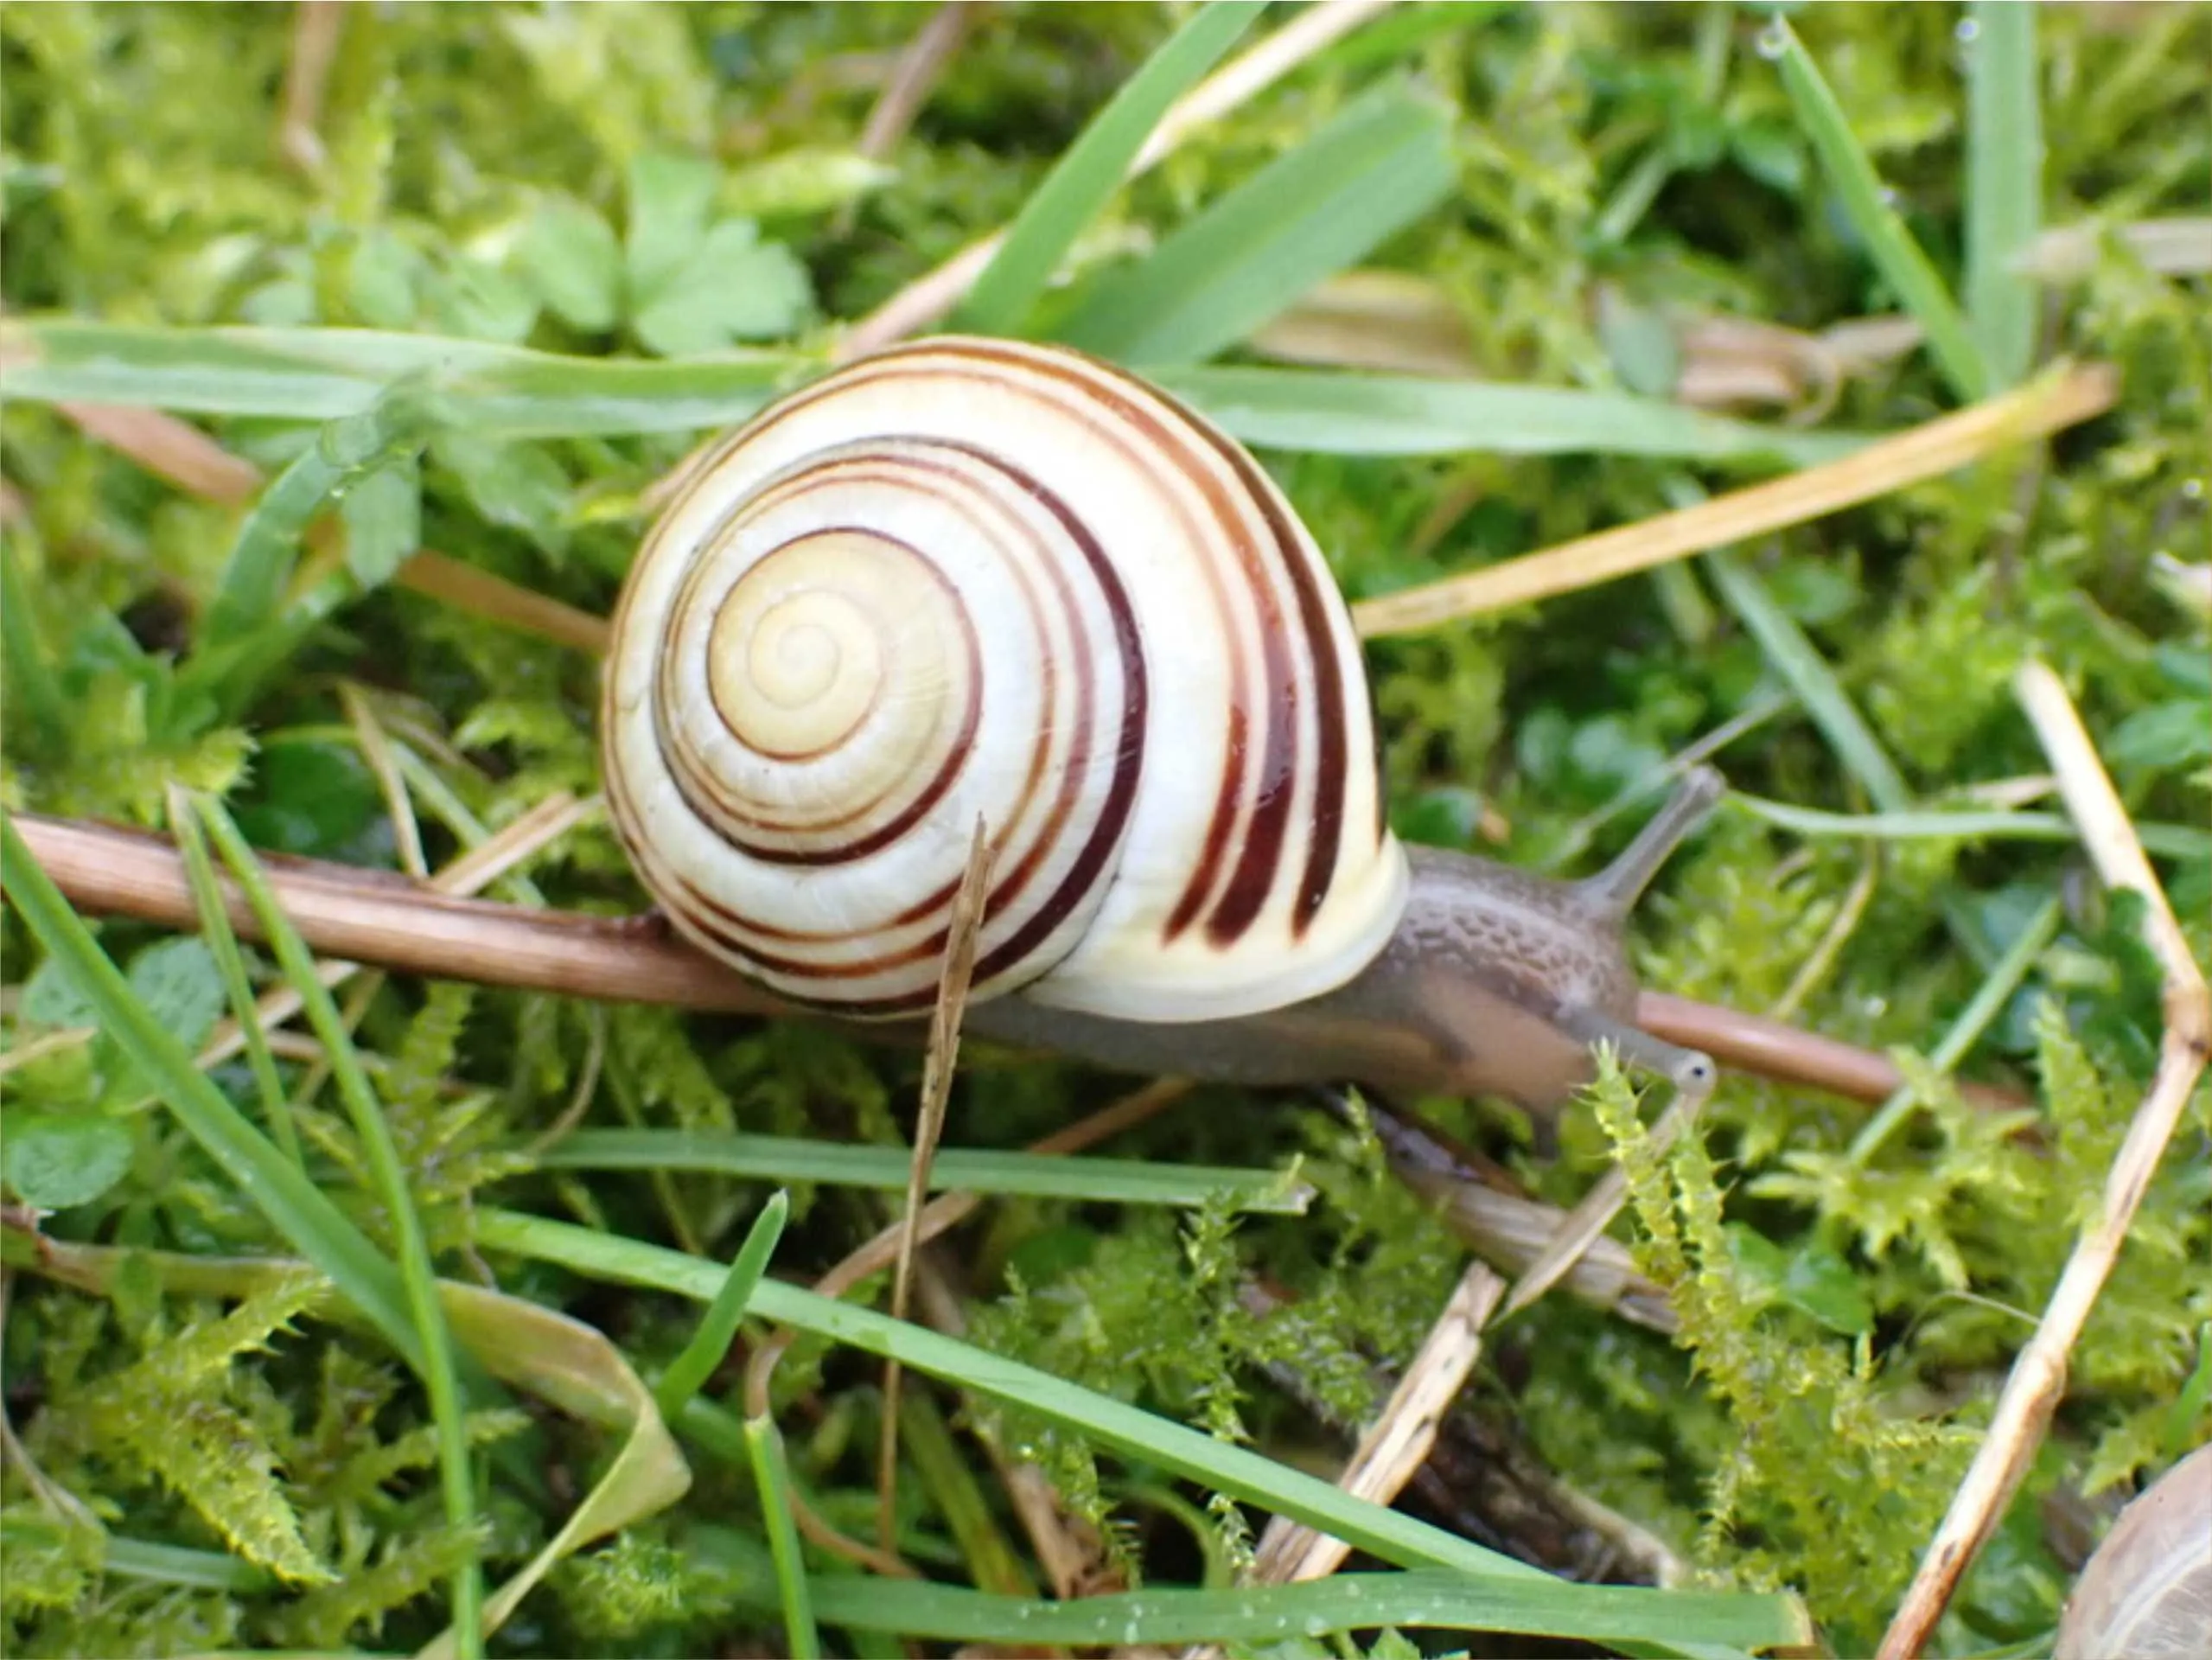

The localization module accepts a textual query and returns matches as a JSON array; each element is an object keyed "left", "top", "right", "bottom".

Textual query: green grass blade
[
  {"left": 653, "top": 1191, "right": 788, "bottom": 1425},
  {"left": 802, "top": 1568, "right": 1795, "bottom": 1650},
  {"left": 477, "top": 1209, "right": 1811, "bottom": 1650},
  {"left": 0, "top": 319, "right": 806, "bottom": 433},
  {"left": 531, "top": 1129, "right": 1312, "bottom": 1215},
  {"left": 1700, "top": 548, "right": 1911, "bottom": 812},
  {"left": 1055, "top": 82, "right": 1456, "bottom": 367},
  {"left": 0, "top": 808, "right": 419, "bottom": 1362},
  {"left": 0, "top": 316, "right": 1873, "bottom": 465},
  {"left": 746, "top": 1411, "right": 821, "bottom": 1660},
  {"left": 0, "top": 537, "right": 67, "bottom": 755},
  {"left": 952, "top": 1, "right": 1259, "bottom": 336},
  {"left": 1156, "top": 365, "right": 1869, "bottom": 464},
  {"left": 1764, "top": 16, "right": 1991, "bottom": 401},
  {"left": 1964, "top": 1, "right": 2043, "bottom": 387},
  {"left": 167, "top": 790, "right": 303, "bottom": 1168},
  {"left": 199, "top": 376, "right": 445, "bottom": 648},
  {"left": 189, "top": 795, "right": 484, "bottom": 1657},
  {"left": 1729, "top": 795, "right": 2212, "bottom": 862},
  {"left": 1845, "top": 895, "right": 2061, "bottom": 1164}
]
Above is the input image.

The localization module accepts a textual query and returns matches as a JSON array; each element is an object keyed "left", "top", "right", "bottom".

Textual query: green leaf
[
  {"left": 1055, "top": 81, "right": 1457, "bottom": 367},
  {"left": 3, "top": 1113, "right": 134, "bottom": 1210},
  {"left": 1153, "top": 365, "right": 1868, "bottom": 465},
  {"left": 625, "top": 151, "right": 719, "bottom": 303},
  {"left": 513, "top": 197, "right": 624, "bottom": 334},
  {"left": 429, "top": 431, "right": 572, "bottom": 553},
  {"left": 1725, "top": 1225, "right": 1874, "bottom": 1336},
  {"left": 340, "top": 453, "right": 423, "bottom": 587},
  {"left": 630, "top": 219, "right": 813, "bottom": 355},
  {"left": 953, "top": 0, "right": 1259, "bottom": 336},
  {"left": 123, "top": 936, "right": 227, "bottom": 1061},
  {"left": 19, "top": 955, "right": 100, "bottom": 1029},
  {"left": 347, "top": 232, "right": 426, "bottom": 330}
]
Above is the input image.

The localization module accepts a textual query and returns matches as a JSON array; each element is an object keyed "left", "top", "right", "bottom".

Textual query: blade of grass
[
  {"left": 0, "top": 319, "right": 808, "bottom": 433},
  {"left": 952, "top": 0, "right": 1258, "bottom": 335},
  {"left": 1764, "top": 15, "right": 1990, "bottom": 401},
  {"left": 528, "top": 1127, "right": 1312, "bottom": 1213},
  {"left": 1700, "top": 546, "right": 1911, "bottom": 811},
  {"left": 1730, "top": 795, "right": 2212, "bottom": 863},
  {"left": 0, "top": 807, "right": 418, "bottom": 1362},
  {"left": 0, "top": 539, "right": 66, "bottom": 755},
  {"left": 1152, "top": 364, "right": 1866, "bottom": 464},
  {"left": 199, "top": 374, "right": 444, "bottom": 648},
  {"left": 748, "top": 1411, "right": 822, "bottom": 1659},
  {"left": 188, "top": 794, "right": 484, "bottom": 1658},
  {"left": 476, "top": 1208, "right": 1811, "bottom": 1650},
  {"left": 166, "top": 787, "right": 303, "bottom": 1168},
  {"left": 802, "top": 1568, "right": 1794, "bottom": 1650},
  {"left": 1843, "top": 895, "right": 2061, "bottom": 1165},
  {"left": 1964, "top": 1, "right": 2042, "bottom": 388},
  {"left": 1054, "top": 80, "right": 1457, "bottom": 367},
  {"left": 652, "top": 1191, "right": 789, "bottom": 1425}
]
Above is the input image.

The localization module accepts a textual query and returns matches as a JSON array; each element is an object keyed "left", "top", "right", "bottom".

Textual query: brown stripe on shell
[
  {"left": 1183, "top": 415, "right": 1352, "bottom": 938},
  {"left": 908, "top": 339, "right": 1290, "bottom": 948}
]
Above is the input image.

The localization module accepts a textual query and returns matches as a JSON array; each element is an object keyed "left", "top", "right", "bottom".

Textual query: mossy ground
[{"left": 2, "top": 5, "right": 2208, "bottom": 1657}]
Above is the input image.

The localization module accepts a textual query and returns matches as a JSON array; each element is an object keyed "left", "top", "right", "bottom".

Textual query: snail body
[{"left": 604, "top": 336, "right": 1718, "bottom": 1108}]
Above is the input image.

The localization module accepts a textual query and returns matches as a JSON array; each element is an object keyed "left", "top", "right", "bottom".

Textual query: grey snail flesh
[{"left": 602, "top": 335, "right": 1720, "bottom": 1110}]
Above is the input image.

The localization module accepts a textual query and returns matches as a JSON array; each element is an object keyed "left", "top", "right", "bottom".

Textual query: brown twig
[
  {"left": 1348, "top": 361, "right": 2120, "bottom": 637},
  {"left": 854, "top": 3, "right": 978, "bottom": 164},
  {"left": 1876, "top": 662, "right": 2212, "bottom": 1660},
  {"left": 5, "top": 809, "right": 2032, "bottom": 1115}
]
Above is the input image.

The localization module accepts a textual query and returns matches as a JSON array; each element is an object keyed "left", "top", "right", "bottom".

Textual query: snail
[{"left": 601, "top": 335, "right": 1720, "bottom": 1114}]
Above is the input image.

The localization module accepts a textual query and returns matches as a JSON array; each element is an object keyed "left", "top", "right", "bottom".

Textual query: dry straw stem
[
  {"left": 1246, "top": 1259, "right": 1508, "bottom": 1588},
  {"left": 277, "top": 0, "right": 347, "bottom": 176},
  {"left": 7, "top": 809, "right": 2030, "bottom": 1115},
  {"left": 1877, "top": 661, "right": 2212, "bottom": 1660},
  {"left": 877, "top": 816, "right": 996, "bottom": 1553},
  {"left": 1348, "top": 361, "right": 2119, "bottom": 637}
]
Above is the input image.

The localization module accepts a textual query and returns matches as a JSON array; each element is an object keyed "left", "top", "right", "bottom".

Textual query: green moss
[{"left": 3, "top": 3, "right": 2208, "bottom": 1653}]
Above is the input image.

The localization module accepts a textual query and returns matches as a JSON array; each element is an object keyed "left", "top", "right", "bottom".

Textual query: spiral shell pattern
[{"left": 603, "top": 336, "right": 1406, "bottom": 1021}]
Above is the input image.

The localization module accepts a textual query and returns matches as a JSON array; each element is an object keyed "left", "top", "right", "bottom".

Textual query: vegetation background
[{"left": 1, "top": 3, "right": 2206, "bottom": 1657}]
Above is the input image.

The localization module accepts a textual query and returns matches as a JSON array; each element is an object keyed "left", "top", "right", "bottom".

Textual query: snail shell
[
  {"left": 603, "top": 336, "right": 1407, "bottom": 1023},
  {"left": 2054, "top": 1442, "right": 2212, "bottom": 1660}
]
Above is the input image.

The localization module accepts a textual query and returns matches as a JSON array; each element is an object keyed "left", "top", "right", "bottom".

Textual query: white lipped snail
[{"left": 602, "top": 335, "right": 1720, "bottom": 1112}]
